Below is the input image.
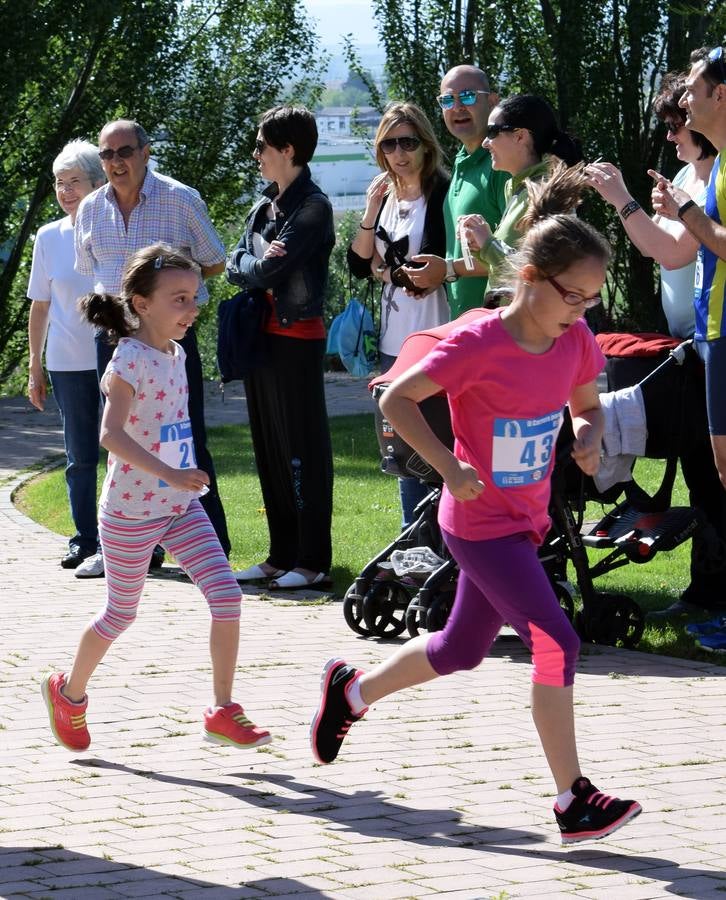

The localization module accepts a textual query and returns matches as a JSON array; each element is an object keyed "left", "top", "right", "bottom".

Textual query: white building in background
[{"left": 312, "top": 107, "right": 382, "bottom": 210}]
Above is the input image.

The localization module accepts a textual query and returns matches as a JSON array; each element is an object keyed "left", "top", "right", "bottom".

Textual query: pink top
[
  {"left": 421, "top": 312, "right": 604, "bottom": 544},
  {"left": 99, "top": 337, "right": 197, "bottom": 520}
]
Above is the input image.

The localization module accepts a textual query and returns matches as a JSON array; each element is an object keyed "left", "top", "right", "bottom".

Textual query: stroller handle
[{"left": 637, "top": 338, "right": 693, "bottom": 389}]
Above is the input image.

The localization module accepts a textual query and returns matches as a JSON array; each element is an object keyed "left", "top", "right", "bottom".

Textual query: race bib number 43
[
  {"left": 491, "top": 410, "right": 562, "bottom": 487},
  {"left": 159, "top": 420, "right": 196, "bottom": 487}
]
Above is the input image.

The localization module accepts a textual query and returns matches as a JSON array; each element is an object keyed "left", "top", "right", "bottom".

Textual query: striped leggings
[{"left": 94, "top": 500, "right": 241, "bottom": 641}]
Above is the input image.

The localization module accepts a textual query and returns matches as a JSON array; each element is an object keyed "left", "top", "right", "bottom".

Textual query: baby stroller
[{"left": 343, "top": 312, "right": 721, "bottom": 648}]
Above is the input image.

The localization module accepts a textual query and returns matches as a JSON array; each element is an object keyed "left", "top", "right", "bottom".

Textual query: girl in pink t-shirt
[
  {"left": 311, "top": 168, "right": 642, "bottom": 844},
  {"left": 41, "top": 243, "right": 270, "bottom": 754}
]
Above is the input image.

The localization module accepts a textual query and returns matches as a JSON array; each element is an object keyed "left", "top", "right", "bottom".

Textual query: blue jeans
[
  {"left": 379, "top": 351, "right": 430, "bottom": 529},
  {"left": 49, "top": 370, "right": 101, "bottom": 553}
]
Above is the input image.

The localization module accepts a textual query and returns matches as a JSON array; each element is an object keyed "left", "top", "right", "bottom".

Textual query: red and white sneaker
[
  {"left": 203, "top": 703, "right": 271, "bottom": 748},
  {"left": 40, "top": 672, "right": 90, "bottom": 752}
]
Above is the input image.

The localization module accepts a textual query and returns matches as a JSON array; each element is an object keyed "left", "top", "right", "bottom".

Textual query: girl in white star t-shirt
[{"left": 41, "top": 243, "right": 271, "bottom": 754}]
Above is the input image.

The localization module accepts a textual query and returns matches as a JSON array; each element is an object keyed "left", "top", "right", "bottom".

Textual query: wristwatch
[
  {"left": 444, "top": 258, "right": 459, "bottom": 283},
  {"left": 374, "top": 263, "right": 387, "bottom": 280}
]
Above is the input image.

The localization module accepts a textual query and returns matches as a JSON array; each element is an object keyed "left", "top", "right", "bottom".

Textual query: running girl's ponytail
[
  {"left": 79, "top": 292, "right": 136, "bottom": 341},
  {"left": 78, "top": 242, "right": 200, "bottom": 344},
  {"left": 519, "top": 161, "right": 589, "bottom": 231},
  {"left": 510, "top": 164, "right": 611, "bottom": 279}
]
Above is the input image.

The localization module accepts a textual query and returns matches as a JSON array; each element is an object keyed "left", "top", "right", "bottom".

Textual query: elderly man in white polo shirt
[{"left": 73, "top": 118, "right": 230, "bottom": 576}]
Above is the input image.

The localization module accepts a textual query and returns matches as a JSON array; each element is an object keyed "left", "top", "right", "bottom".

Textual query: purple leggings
[{"left": 427, "top": 531, "right": 579, "bottom": 687}]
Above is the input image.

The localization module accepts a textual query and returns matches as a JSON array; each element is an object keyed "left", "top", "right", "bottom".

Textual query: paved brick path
[{"left": 1, "top": 379, "right": 725, "bottom": 899}]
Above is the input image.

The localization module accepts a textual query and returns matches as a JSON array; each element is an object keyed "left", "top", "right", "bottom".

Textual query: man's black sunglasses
[{"left": 98, "top": 145, "right": 140, "bottom": 161}]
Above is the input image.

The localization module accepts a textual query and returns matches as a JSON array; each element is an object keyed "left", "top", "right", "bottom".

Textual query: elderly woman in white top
[
  {"left": 587, "top": 73, "right": 725, "bottom": 617},
  {"left": 27, "top": 139, "right": 106, "bottom": 569}
]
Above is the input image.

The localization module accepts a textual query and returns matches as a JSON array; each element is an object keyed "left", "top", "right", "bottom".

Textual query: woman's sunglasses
[
  {"left": 436, "top": 89, "right": 490, "bottom": 110},
  {"left": 484, "top": 123, "right": 519, "bottom": 140},
  {"left": 379, "top": 136, "right": 421, "bottom": 154}
]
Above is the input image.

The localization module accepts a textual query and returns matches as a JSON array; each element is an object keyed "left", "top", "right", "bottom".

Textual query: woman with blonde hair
[{"left": 349, "top": 101, "right": 450, "bottom": 527}]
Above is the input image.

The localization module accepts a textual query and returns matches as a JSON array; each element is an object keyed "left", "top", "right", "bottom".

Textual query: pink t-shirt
[
  {"left": 99, "top": 337, "right": 197, "bottom": 520},
  {"left": 421, "top": 312, "right": 605, "bottom": 544}
]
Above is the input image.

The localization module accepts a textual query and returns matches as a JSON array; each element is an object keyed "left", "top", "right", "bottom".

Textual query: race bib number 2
[
  {"left": 159, "top": 420, "right": 196, "bottom": 487},
  {"left": 491, "top": 410, "right": 562, "bottom": 487}
]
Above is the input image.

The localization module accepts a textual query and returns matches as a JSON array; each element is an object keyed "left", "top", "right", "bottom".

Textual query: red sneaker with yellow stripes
[
  {"left": 203, "top": 703, "right": 271, "bottom": 748},
  {"left": 40, "top": 672, "right": 90, "bottom": 752}
]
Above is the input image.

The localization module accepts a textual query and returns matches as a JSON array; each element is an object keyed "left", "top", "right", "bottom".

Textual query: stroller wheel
[
  {"left": 426, "top": 591, "right": 454, "bottom": 632},
  {"left": 553, "top": 580, "right": 575, "bottom": 622},
  {"left": 586, "top": 593, "right": 645, "bottom": 649},
  {"left": 343, "top": 584, "right": 373, "bottom": 637},
  {"left": 362, "top": 581, "right": 409, "bottom": 637},
  {"left": 405, "top": 592, "right": 429, "bottom": 637}
]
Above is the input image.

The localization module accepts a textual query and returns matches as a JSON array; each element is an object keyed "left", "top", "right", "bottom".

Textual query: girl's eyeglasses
[
  {"left": 379, "top": 136, "right": 421, "bottom": 154},
  {"left": 485, "top": 123, "right": 519, "bottom": 139},
  {"left": 436, "top": 89, "right": 490, "bottom": 110},
  {"left": 546, "top": 274, "right": 602, "bottom": 309}
]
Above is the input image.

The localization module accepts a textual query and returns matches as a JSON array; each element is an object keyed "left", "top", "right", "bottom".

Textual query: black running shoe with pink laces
[
  {"left": 555, "top": 776, "right": 642, "bottom": 844},
  {"left": 310, "top": 658, "right": 366, "bottom": 764}
]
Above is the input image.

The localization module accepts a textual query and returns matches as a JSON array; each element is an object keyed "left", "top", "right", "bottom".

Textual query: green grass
[
  {"left": 14, "top": 414, "right": 401, "bottom": 592},
  {"left": 13, "top": 414, "right": 724, "bottom": 665}
]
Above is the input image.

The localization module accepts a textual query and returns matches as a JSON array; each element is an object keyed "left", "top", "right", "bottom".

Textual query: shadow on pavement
[
  {"left": 0, "top": 844, "right": 327, "bottom": 899},
  {"left": 71, "top": 760, "right": 726, "bottom": 899}
]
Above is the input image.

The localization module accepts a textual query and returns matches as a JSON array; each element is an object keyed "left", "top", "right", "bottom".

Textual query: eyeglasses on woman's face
[
  {"left": 379, "top": 135, "right": 421, "bottom": 154},
  {"left": 665, "top": 120, "right": 684, "bottom": 134},
  {"left": 545, "top": 274, "right": 602, "bottom": 309},
  {"left": 436, "top": 89, "right": 490, "bottom": 110},
  {"left": 254, "top": 138, "right": 266, "bottom": 154}
]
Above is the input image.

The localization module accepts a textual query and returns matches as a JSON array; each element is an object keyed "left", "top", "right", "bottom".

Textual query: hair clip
[{"left": 154, "top": 256, "right": 164, "bottom": 270}]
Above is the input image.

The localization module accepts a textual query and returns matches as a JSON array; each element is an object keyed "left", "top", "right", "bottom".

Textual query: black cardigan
[{"left": 347, "top": 172, "right": 449, "bottom": 279}]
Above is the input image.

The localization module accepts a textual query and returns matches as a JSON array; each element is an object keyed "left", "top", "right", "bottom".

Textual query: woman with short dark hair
[{"left": 226, "top": 106, "right": 335, "bottom": 591}]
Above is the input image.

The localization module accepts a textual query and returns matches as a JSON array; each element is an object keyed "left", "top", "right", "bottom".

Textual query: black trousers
[
  {"left": 96, "top": 326, "right": 231, "bottom": 556},
  {"left": 244, "top": 335, "right": 333, "bottom": 573}
]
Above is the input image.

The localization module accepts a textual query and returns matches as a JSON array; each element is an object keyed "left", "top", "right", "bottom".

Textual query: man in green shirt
[{"left": 405, "top": 65, "right": 510, "bottom": 316}]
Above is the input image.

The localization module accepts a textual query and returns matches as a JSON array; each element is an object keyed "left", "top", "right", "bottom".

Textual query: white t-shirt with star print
[{"left": 99, "top": 336, "right": 198, "bottom": 520}]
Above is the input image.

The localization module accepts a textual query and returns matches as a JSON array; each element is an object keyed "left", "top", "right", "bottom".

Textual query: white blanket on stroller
[{"left": 594, "top": 385, "right": 647, "bottom": 492}]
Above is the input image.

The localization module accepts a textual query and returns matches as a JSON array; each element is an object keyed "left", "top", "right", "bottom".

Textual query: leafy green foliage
[
  {"left": 0, "top": 0, "right": 324, "bottom": 390},
  {"left": 348, "top": 0, "right": 726, "bottom": 331}
]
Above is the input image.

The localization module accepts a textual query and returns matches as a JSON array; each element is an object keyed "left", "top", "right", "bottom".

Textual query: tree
[
  {"left": 0, "top": 0, "right": 323, "bottom": 388},
  {"left": 349, "top": 0, "right": 726, "bottom": 329}
]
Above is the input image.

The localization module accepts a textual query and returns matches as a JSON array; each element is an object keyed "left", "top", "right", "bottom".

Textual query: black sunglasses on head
[
  {"left": 708, "top": 46, "right": 726, "bottom": 84},
  {"left": 98, "top": 144, "right": 140, "bottom": 161},
  {"left": 379, "top": 136, "right": 421, "bottom": 154}
]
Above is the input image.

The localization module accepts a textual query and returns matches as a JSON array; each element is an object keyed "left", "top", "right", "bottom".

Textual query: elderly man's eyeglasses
[
  {"left": 379, "top": 136, "right": 421, "bottom": 154},
  {"left": 98, "top": 145, "right": 140, "bottom": 161},
  {"left": 546, "top": 274, "right": 602, "bottom": 309},
  {"left": 708, "top": 46, "right": 726, "bottom": 83},
  {"left": 437, "top": 89, "right": 490, "bottom": 110}
]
